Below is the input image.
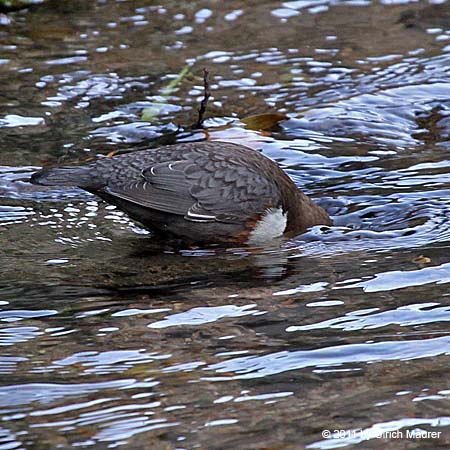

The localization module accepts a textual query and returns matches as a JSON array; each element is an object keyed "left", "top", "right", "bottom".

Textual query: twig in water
[{"left": 194, "top": 68, "right": 210, "bottom": 129}]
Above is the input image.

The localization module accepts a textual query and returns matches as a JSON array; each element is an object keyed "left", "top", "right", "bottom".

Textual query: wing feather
[{"left": 101, "top": 144, "right": 281, "bottom": 225}]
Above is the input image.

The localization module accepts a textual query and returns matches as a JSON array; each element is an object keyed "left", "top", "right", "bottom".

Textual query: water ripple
[{"left": 207, "top": 336, "right": 450, "bottom": 379}]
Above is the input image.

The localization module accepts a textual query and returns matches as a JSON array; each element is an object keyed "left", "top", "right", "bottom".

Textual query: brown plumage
[{"left": 31, "top": 141, "right": 332, "bottom": 244}]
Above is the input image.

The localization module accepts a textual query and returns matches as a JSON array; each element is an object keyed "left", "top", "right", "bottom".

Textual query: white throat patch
[{"left": 247, "top": 208, "right": 287, "bottom": 245}]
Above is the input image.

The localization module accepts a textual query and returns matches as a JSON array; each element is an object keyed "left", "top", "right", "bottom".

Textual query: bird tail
[{"left": 30, "top": 165, "right": 96, "bottom": 188}]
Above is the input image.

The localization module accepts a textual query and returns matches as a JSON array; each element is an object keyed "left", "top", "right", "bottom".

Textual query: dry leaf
[
  {"left": 412, "top": 255, "right": 431, "bottom": 264},
  {"left": 241, "top": 112, "right": 287, "bottom": 131}
]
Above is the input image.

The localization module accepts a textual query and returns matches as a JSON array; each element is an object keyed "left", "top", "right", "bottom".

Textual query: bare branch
[{"left": 194, "top": 68, "right": 210, "bottom": 129}]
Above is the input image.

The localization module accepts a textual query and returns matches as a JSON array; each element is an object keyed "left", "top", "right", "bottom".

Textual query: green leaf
[{"left": 141, "top": 65, "right": 190, "bottom": 123}]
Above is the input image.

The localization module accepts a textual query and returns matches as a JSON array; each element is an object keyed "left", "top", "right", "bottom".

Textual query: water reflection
[
  {"left": 207, "top": 335, "right": 450, "bottom": 379},
  {"left": 289, "top": 302, "right": 450, "bottom": 331}
]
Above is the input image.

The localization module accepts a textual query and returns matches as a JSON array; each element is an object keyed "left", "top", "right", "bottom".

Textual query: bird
[{"left": 31, "top": 141, "right": 332, "bottom": 245}]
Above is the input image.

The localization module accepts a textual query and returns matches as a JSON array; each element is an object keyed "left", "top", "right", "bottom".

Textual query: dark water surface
[{"left": 1, "top": 0, "right": 450, "bottom": 449}]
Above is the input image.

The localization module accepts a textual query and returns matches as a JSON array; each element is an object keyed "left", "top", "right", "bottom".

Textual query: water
[{"left": 1, "top": 0, "right": 450, "bottom": 448}]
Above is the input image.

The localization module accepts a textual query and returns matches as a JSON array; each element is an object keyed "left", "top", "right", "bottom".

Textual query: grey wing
[
  {"left": 103, "top": 159, "right": 210, "bottom": 218},
  {"left": 184, "top": 158, "right": 281, "bottom": 223},
  {"left": 103, "top": 154, "right": 280, "bottom": 224}
]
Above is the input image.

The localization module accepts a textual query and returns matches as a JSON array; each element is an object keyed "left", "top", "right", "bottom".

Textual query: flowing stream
[{"left": 1, "top": 1, "right": 450, "bottom": 448}]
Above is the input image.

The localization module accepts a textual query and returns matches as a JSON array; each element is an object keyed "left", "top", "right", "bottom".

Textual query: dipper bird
[{"left": 31, "top": 141, "right": 332, "bottom": 245}]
